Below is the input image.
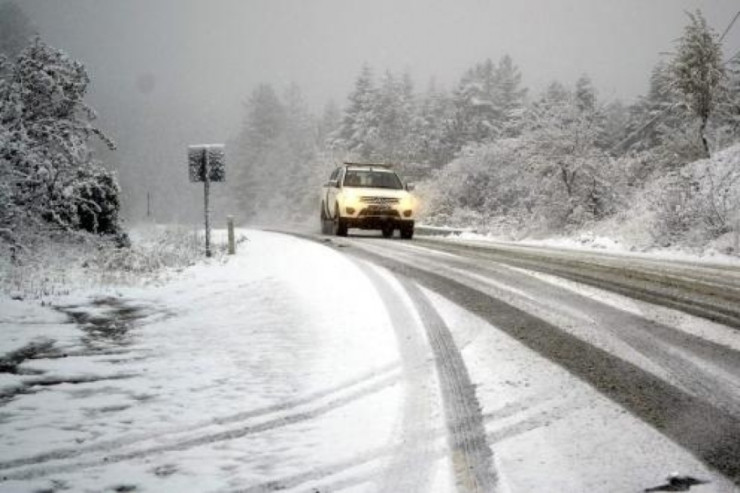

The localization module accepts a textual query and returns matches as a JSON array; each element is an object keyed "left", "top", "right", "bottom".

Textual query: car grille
[
  {"left": 359, "top": 209, "right": 400, "bottom": 217},
  {"left": 360, "top": 196, "right": 400, "bottom": 204}
]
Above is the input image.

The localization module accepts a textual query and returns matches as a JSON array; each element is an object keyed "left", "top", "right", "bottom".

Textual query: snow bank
[
  {"left": 600, "top": 143, "right": 740, "bottom": 255},
  {"left": 445, "top": 229, "right": 740, "bottom": 266}
]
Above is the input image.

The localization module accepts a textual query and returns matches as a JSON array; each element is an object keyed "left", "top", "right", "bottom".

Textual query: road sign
[
  {"left": 188, "top": 144, "right": 225, "bottom": 257},
  {"left": 188, "top": 144, "right": 225, "bottom": 183}
]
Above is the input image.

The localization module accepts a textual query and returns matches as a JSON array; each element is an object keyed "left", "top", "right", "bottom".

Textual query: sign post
[{"left": 188, "top": 144, "right": 225, "bottom": 257}]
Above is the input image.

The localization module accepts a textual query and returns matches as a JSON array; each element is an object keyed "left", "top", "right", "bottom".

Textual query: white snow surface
[
  {"left": 444, "top": 231, "right": 740, "bottom": 266},
  {"left": 0, "top": 230, "right": 414, "bottom": 492},
  {"left": 426, "top": 288, "right": 739, "bottom": 493},
  {"left": 2, "top": 228, "right": 739, "bottom": 492}
]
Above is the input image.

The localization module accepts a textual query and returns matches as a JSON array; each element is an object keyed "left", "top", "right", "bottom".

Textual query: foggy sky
[
  {"left": 22, "top": 0, "right": 740, "bottom": 127},
  {"left": 17, "top": 0, "right": 740, "bottom": 221}
]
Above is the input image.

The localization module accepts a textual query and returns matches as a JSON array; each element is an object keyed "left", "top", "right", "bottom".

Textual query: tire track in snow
[
  {"left": 402, "top": 280, "right": 498, "bottom": 492},
  {"left": 232, "top": 392, "right": 577, "bottom": 493},
  {"left": 340, "top": 242, "right": 740, "bottom": 485},
  {"left": 391, "top": 243, "right": 740, "bottom": 419},
  {"left": 352, "top": 261, "right": 441, "bottom": 493},
  {"left": 0, "top": 362, "right": 399, "bottom": 471},
  {"left": 283, "top": 233, "right": 498, "bottom": 491},
  {"left": 412, "top": 238, "right": 740, "bottom": 329},
  {"left": 417, "top": 250, "right": 740, "bottom": 418},
  {"left": 0, "top": 367, "right": 400, "bottom": 481}
]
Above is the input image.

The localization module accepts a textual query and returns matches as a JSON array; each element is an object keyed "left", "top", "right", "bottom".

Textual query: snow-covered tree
[
  {"left": 230, "top": 82, "right": 328, "bottom": 223},
  {"left": 713, "top": 54, "right": 740, "bottom": 146},
  {"left": 0, "top": 37, "right": 121, "bottom": 240},
  {"left": 331, "top": 66, "right": 427, "bottom": 169},
  {"left": 368, "top": 70, "right": 417, "bottom": 164},
  {"left": 231, "top": 84, "right": 286, "bottom": 219},
  {"left": 281, "top": 83, "right": 321, "bottom": 219},
  {"left": 519, "top": 82, "right": 617, "bottom": 226},
  {"left": 668, "top": 10, "right": 726, "bottom": 157},
  {"left": 317, "top": 100, "right": 341, "bottom": 146},
  {"left": 575, "top": 74, "right": 596, "bottom": 113},
  {"left": 331, "top": 64, "right": 378, "bottom": 159},
  {"left": 598, "top": 100, "right": 630, "bottom": 152},
  {"left": 493, "top": 55, "right": 528, "bottom": 137},
  {"left": 414, "top": 78, "right": 456, "bottom": 168},
  {"left": 543, "top": 81, "right": 569, "bottom": 104},
  {"left": 450, "top": 59, "right": 500, "bottom": 146}
]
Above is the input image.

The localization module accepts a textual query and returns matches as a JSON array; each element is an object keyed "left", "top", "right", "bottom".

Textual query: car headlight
[
  {"left": 400, "top": 195, "right": 414, "bottom": 211},
  {"left": 343, "top": 191, "right": 358, "bottom": 208}
]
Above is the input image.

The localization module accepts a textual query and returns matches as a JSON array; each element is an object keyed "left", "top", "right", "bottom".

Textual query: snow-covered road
[
  {"left": 299, "top": 230, "right": 740, "bottom": 492},
  {"left": 1, "top": 229, "right": 739, "bottom": 492},
  {"left": 0, "top": 231, "right": 447, "bottom": 492}
]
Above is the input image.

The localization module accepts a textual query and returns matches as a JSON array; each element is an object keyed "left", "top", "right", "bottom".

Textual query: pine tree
[
  {"left": 332, "top": 64, "right": 377, "bottom": 159},
  {"left": 317, "top": 100, "right": 341, "bottom": 146},
  {"left": 232, "top": 84, "right": 286, "bottom": 218},
  {"left": 669, "top": 10, "right": 726, "bottom": 157},
  {"left": 624, "top": 62, "right": 676, "bottom": 151},
  {"left": 415, "top": 78, "right": 455, "bottom": 168},
  {"left": 599, "top": 100, "right": 630, "bottom": 152},
  {"left": 494, "top": 55, "right": 527, "bottom": 137},
  {"left": 451, "top": 59, "right": 501, "bottom": 145},
  {"left": 544, "top": 81, "right": 569, "bottom": 104},
  {"left": 370, "top": 70, "right": 418, "bottom": 164},
  {"left": 282, "top": 83, "right": 319, "bottom": 219},
  {"left": 575, "top": 75, "right": 596, "bottom": 113}
]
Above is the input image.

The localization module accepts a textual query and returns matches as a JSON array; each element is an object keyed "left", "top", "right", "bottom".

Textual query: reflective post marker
[{"left": 227, "top": 215, "right": 235, "bottom": 255}]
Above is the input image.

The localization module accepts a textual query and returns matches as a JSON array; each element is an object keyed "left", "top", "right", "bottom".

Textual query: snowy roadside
[
  {"left": 0, "top": 229, "right": 426, "bottom": 492},
  {"left": 433, "top": 230, "right": 740, "bottom": 267}
]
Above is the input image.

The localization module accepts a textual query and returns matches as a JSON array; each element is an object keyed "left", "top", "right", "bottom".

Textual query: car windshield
[{"left": 343, "top": 169, "right": 403, "bottom": 189}]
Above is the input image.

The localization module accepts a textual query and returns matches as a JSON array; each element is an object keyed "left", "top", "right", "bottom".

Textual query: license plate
[{"left": 368, "top": 204, "right": 391, "bottom": 211}]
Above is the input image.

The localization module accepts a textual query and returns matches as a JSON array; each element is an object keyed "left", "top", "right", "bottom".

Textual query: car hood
[{"left": 344, "top": 187, "right": 410, "bottom": 198}]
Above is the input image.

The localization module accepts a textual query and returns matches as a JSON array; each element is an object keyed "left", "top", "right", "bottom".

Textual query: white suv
[{"left": 320, "top": 164, "right": 416, "bottom": 239}]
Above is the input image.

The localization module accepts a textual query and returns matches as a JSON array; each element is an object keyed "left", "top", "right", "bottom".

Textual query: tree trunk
[
  {"left": 560, "top": 165, "right": 575, "bottom": 197},
  {"left": 700, "top": 117, "right": 710, "bottom": 158}
]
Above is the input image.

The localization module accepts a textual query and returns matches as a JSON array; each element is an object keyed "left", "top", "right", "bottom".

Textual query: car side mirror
[{"left": 406, "top": 183, "right": 416, "bottom": 192}]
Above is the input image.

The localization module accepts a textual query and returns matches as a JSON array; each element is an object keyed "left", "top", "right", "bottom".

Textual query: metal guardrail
[{"left": 414, "top": 225, "right": 472, "bottom": 237}]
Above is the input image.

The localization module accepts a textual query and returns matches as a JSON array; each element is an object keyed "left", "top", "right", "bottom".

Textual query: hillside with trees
[{"left": 229, "top": 10, "right": 740, "bottom": 252}]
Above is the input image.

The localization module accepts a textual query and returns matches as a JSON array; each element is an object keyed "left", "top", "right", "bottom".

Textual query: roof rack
[{"left": 343, "top": 162, "right": 394, "bottom": 168}]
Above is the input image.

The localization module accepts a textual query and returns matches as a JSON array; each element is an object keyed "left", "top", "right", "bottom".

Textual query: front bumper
[{"left": 343, "top": 208, "right": 414, "bottom": 230}]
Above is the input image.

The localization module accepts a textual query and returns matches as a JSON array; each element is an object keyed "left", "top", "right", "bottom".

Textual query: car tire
[
  {"left": 382, "top": 226, "right": 394, "bottom": 238},
  {"left": 400, "top": 224, "right": 414, "bottom": 240},
  {"left": 336, "top": 219, "right": 348, "bottom": 237},
  {"left": 334, "top": 203, "right": 348, "bottom": 237},
  {"left": 320, "top": 203, "right": 330, "bottom": 235}
]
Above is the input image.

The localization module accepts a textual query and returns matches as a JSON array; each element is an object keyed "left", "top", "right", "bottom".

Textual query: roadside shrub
[
  {"left": 74, "top": 168, "right": 122, "bottom": 235},
  {"left": 650, "top": 145, "right": 740, "bottom": 247}
]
